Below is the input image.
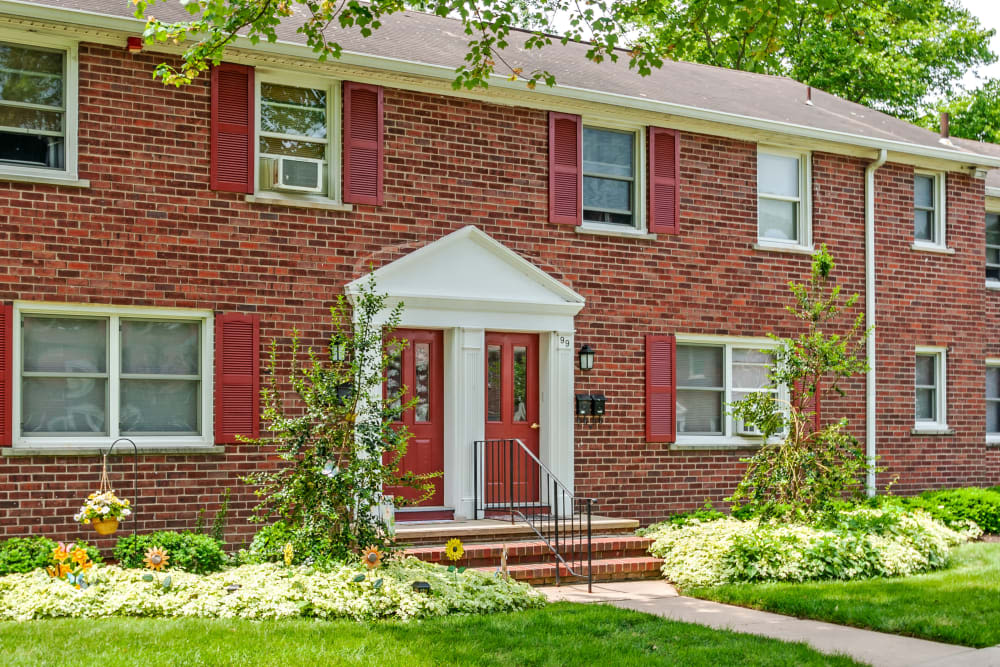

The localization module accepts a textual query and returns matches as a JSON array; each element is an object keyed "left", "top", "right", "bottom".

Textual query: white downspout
[{"left": 865, "top": 149, "right": 887, "bottom": 496}]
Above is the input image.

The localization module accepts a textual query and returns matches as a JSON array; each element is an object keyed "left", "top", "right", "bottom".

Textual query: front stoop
[{"left": 404, "top": 535, "right": 663, "bottom": 586}]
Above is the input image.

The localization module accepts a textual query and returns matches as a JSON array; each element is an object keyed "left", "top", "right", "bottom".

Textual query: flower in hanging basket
[
  {"left": 362, "top": 545, "right": 384, "bottom": 569},
  {"left": 74, "top": 490, "right": 132, "bottom": 529},
  {"left": 144, "top": 546, "right": 170, "bottom": 571}
]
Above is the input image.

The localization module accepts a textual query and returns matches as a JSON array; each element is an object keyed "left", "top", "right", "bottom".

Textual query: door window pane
[
  {"left": 487, "top": 345, "right": 502, "bottom": 422},
  {"left": 23, "top": 317, "right": 106, "bottom": 373},
  {"left": 512, "top": 346, "right": 527, "bottom": 422},
  {"left": 0, "top": 42, "right": 65, "bottom": 169},
  {"left": 120, "top": 380, "right": 199, "bottom": 434},
  {"left": 414, "top": 343, "right": 430, "bottom": 423},
  {"left": 385, "top": 349, "right": 402, "bottom": 413},
  {"left": 121, "top": 320, "right": 199, "bottom": 375},
  {"left": 22, "top": 377, "right": 106, "bottom": 434}
]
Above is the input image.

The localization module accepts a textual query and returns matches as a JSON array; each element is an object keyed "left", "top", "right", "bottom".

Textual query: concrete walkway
[{"left": 539, "top": 581, "right": 1000, "bottom": 667}]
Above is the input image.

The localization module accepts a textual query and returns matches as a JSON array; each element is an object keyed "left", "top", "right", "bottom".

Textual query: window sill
[
  {"left": 576, "top": 224, "right": 658, "bottom": 241},
  {"left": 670, "top": 439, "right": 764, "bottom": 451},
  {"left": 0, "top": 172, "right": 90, "bottom": 188},
  {"left": 987, "top": 280, "right": 1000, "bottom": 291},
  {"left": 245, "top": 193, "right": 353, "bottom": 212},
  {"left": 911, "top": 243, "right": 954, "bottom": 255},
  {"left": 910, "top": 427, "right": 954, "bottom": 436},
  {"left": 987, "top": 439, "right": 1000, "bottom": 449},
  {"left": 753, "top": 242, "right": 814, "bottom": 256},
  {"left": 2, "top": 445, "right": 226, "bottom": 458}
]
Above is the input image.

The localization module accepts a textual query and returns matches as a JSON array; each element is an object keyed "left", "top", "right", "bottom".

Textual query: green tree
[
  {"left": 920, "top": 79, "right": 1000, "bottom": 143},
  {"left": 135, "top": 0, "right": 865, "bottom": 90},
  {"left": 630, "top": 0, "right": 995, "bottom": 119},
  {"left": 244, "top": 278, "right": 437, "bottom": 559},
  {"left": 728, "top": 246, "right": 874, "bottom": 519}
]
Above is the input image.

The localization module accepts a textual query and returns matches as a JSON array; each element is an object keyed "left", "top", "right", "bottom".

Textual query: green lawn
[
  {"left": 0, "top": 603, "right": 861, "bottom": 666},
  {"left": 687, "top": 541, "right": 1000, "bottom": 648}
]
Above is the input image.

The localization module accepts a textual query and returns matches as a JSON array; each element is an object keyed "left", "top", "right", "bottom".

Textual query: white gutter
[
  {"left": 5, "top": 0, "right": 1000, "bottom": 170},
  {"left": 864, "top": 149, "right": 887, "bottom": 497}
]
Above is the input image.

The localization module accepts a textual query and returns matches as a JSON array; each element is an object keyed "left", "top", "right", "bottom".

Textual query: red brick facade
[{"left": 1, "top": 43, "right": 996, "bottom": 544}]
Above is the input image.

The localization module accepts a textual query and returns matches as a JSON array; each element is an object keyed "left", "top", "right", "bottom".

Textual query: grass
[
  {"left": 0, "top": 603, "right": 862, "bottom": 666},
  {"left": 687, "top": 541, "right": 1000, "bottom": 648}
]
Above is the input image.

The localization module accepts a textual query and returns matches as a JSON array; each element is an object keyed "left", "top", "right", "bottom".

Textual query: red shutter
[
  {"left": 343, "top": 82, "right": 384, "bottom": 205},
  {"left": 0, "top": 304, "right": 11, "bottom": 447},
  {"left": 648, "top": 127, "right": 679, "bottom": 233},
  {"left": 210, "top": 63, "right": 254, "bottom": 193},
  {"left": 646, "top": 334, "right": 676, "bottom": 443},
  {"left": 549, "top": 112, "right": 582, "bottom": 225},
  {"left": 214, "top": 313, "right": 260, "bottom": 444}
]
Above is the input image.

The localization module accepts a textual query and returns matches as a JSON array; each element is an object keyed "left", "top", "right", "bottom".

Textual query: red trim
[
  {"left": 548, "top": 112, "right": 582, "bottom": 225},
  {"left": 645, "top": 334, "right": 676, "bottom": 443},
  {"left": 343, "top": 82, "right": 384, "bottom": 205},
  {"left": 214, "top": 312, "right": 260, "bottom": 444},
  {"left": 0, "top": 304, "right": 11, "bottom": 447},
  {"left": 210, "top": 63, "right": 255, "bottom": 193},
  {"left": 648, "top": 127, "right": 680, "bottom": 234}
]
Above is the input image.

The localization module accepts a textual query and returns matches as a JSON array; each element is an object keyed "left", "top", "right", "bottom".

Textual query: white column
[
  {"left": 445, "top": 327, "right": 485, "bottom": 519},
  {"left": 540, "top": 331, "right": 575, "bottom": 494}
]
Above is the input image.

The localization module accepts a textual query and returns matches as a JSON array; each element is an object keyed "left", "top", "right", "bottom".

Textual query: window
[
  {"left": 987, "top": 213, "right": 1000, "bottom": 282},
  {"left": 913, "top": 171, "right": 946, "bottom": 248},
  {"left": 14, "top": 305, "right": 212, "bottom": 448},
  {"left": 987, "top": 361, "right": 1000, "bottom": 443},
  {"left": 914, "top": 347, "right": 947, "bottom": 431},
  {"left": 583, "top": 126, "right": 638, "bottom": 228},
  {"left": 256, "top": 76, "right": 339, "bottom": 200},
  {"left": 0, "top": 36, "right": 77, "bottom": 180},
  {"left": 676, "top": 339, "right": 780, "bottom": 443},
  {"left": 757, "top": 148, "right": 810, "bottom": 248}
]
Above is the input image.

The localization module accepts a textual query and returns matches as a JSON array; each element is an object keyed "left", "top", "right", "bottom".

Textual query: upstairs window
[
  {"left": 987, "top": 213, "right": 1000, "bottom": 282},
  {"left": 914, "top": 347, "right": 947, "bottom": 431},
  {"left": 257, "top": 80, "right": 334, "bottom": 199},
  {"left": 988, "top": 362, "right": 1000, "bottom": 443},
  {"left": 913, "top": 171, "right": 946, "bottom": 248},
  {"left": 0, "top": 40, "right": 74, "bottom": 176},
  {"left": 583, "top": 127, "right": 637, "bottom": 227},
  {"left": 757, "top": 148, "right": 810, "bottom": 248}
]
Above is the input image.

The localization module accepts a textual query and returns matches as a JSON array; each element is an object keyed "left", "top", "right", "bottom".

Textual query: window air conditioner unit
[
  {"left": 735, "top": 418, "right": 762, "bottom": 437},
  {"left": 260, "top": 156, "right": 324, "bottom": 193}
]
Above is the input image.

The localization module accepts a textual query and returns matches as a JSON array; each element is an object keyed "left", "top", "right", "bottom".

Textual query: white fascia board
[
  {"left": 986, "top": 186, "right": 1000, "bottom": 199},
  {"left": 5, "top": 0, "right": 1000, "bottom": 169}
]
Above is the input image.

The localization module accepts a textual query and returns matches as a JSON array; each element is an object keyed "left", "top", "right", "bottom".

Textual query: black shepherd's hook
[{"left": 101, "top": 438, "right": 138, "bottom": 538}]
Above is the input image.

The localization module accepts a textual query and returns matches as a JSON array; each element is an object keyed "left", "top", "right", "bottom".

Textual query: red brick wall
[{"left": 0, "top": 44, "right": 994, "bottom": 545}]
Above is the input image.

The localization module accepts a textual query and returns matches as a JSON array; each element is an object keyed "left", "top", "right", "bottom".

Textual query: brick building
[{"left": 1, "top": 1, "right": 999, "bottom": 545}]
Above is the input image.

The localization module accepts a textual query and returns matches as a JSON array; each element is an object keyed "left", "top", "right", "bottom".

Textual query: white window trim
[
  {"left": 914, "top": 345, "right": 948, "bottom": 433},
  {"left": 252, "top": 68, "right": 343, "bottom": 206},
  {"left": 674, "top": 334, "right": 784, "bottom": 449},
  {"left": 912, "top": 170, "right": 948, "bottom": 251},
  {"left": 0, "top": 29, "right": 80, "bottom": 184},
  {"left": 579, "top": 118, "right": 647, "bottom": 235},
  {"left": 11, "top": 302, "right": 214, "bottom": 450},
  {"left": 987, "top": 359, "right": 1000, "bottom": 446},
  {"left": 756, "top": 145, "right": 812, "bottom": 253}
]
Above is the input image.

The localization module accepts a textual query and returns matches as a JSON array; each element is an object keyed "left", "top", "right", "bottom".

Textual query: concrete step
[
  {"left": 473, "top": 556, "right": 664, "bottom": 586},
  {"left": 394, "top": 515, "right": 639, "bottom": 546},
  {"left": 404, "top": 536, "right": 653, "bottom": 568}
]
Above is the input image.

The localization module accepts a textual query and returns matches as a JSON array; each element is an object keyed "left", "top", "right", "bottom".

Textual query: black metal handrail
[{"left": 473, "top": 438, "right": 594, "bottom": 592}]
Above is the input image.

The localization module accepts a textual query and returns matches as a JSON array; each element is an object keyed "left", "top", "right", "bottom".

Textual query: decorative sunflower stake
[
  {"left": 362, "top": 545, "right": 384, "bottom": 569},
  {"left": 143, "top": 546, "right": 169, "bottom": 571},
  {"left": 444, "top": 538, "right": 466, "bottom": 583}
]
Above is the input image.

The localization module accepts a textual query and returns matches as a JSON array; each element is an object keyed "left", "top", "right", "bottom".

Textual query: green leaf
[
  {"left": 447, "top": 565, "right": 455, "bottom": 573},
  {"left": 353, "top": 574, "right": 366, "bottom": 583},
  {"left": 372, "top": 577, "right": 383, "bottom": 589},
  {"left": 162, "top": 576, "right": 172, "bottom": 590},
  {"left": 457, "top": 566, "right": 467, "bottom": 574},
  {"left": 142, "top": 574, "right": 154, "bottom": 582}
]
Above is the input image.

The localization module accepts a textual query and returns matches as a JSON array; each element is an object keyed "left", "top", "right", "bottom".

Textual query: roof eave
[{"left": 4, "top": 0, "right": 1000, "bottom": 169}]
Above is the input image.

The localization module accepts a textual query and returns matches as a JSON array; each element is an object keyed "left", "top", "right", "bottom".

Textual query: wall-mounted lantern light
[{"left": 579, "top": 344, "right": 595, "bottom": 371}]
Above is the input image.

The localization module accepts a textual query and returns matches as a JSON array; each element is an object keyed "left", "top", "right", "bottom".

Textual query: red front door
[
  {"left": 385, "top": 329, "right": 444, "bottom": 507},
  {"left": 484, "top": 332, "right": 539, "bottom": 505}
]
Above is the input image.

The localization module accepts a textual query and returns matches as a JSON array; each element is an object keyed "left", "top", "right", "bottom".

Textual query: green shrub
[
  {"left": 0, "top": 537, "right": 102, "bottom": 576},
  {"left": 114, "top": 532, "right": 227, "bottom": 574},
  {"left": 893, "top": 487, "right": 1000, "bottom": 534},
  {"left": 236, "top": 521, "right": 339, "bottom": 567},
  {"left": 639, "top": 503, "right": 726, "bottom": 534}
]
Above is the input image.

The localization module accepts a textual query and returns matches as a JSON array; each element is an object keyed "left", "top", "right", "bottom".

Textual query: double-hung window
[
  {"left": 757, "top": 148, "right": 810, "bottom": 249},
  {"left": 256, "top": 75, "right": 339, "bottom": 201},
  {"left": 14, "top": 305, "right": 213, "bottom": 448},
  {"left": 675, "top": 338, "right": 780, "bottom": 444},
  {"left": 987, "top": 213, "right": 1000, "bottom": 283},
  {"left": 987, "top": 361, "right": 1000, "bottom": 445},
  {"left": 0, "top": 35, "right": 78, "bottom": 181},
  {"left": 913, "top": 171, "right": 946, "bottom": 249},
  {"left": 914, "top": 347, "right": 947, "bottom": 432},
  {"left": 582, "top": 126, "right": 640, "bottom": 229}
]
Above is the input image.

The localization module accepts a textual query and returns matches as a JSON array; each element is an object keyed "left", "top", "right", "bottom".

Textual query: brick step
[
  {"left": 394, "top": 516, "right": 639, "bottom": 546},
  {"left": 473, "top": 556, "right": 664, "bottom": 586},
  {"left": 405, "top": 536, "right": 653, "bottom": 568}
]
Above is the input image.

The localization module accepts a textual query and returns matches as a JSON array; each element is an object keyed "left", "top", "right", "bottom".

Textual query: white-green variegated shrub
[
  {"left": 0, "top": 557, "right": 544, "bottom": 622},
  {"left": 646, "top": 508, "right": 979, "bottom": 588}
]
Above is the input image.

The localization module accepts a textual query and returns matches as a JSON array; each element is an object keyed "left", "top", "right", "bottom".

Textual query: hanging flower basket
[
  {"left": 91, "top": 517, "right": 120, "bottom": 536},
  {"left": 75, "top": 452, "right": 132, "bottom": 536}
]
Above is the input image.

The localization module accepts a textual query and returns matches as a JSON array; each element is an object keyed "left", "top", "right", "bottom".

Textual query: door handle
[{"left": 530, "top": 423, "right": 540, "bottom": 429}]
